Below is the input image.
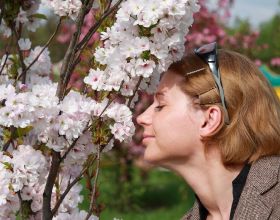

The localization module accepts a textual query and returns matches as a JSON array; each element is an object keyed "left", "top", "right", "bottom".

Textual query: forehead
[{"left": 156, "top": 71, "right": 184, "bottom": 93}]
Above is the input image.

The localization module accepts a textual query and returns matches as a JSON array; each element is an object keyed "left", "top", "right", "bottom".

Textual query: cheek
[{"left": 153, "top": 111, "right": 197, "bottom": 148}]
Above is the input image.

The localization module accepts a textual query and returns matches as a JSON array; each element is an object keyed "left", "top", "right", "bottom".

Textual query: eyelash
[{"left": 155, "top": 105, "right": 165, "bottom": 111}]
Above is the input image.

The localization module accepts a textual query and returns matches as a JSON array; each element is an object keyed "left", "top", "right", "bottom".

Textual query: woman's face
[{"left": 137, "top": 70, "right": 205, "bottom": 166}]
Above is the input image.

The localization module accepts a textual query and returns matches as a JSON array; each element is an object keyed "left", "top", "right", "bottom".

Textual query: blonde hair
[{"left": 169, "top": 49, "right": 280, "bottom": 166}]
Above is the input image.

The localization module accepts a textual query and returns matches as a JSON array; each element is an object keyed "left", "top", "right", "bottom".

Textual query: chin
[
  {"left": 143, "top": 150, "right": 160, "bottom": 164},
  {"left": 143, "top": 149, "right": 167, "bottom": 166}
]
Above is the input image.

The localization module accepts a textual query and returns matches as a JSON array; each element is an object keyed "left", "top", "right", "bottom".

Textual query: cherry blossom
[{"left": 0, "top": 0, "right": 199, "bottom": 218}]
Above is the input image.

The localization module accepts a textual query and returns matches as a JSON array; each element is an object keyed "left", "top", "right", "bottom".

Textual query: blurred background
[{"left": 1, "top": 0, "right": 279, "bottom": 219}]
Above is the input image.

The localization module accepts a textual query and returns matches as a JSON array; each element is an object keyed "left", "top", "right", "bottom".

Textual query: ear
[{"left": 199, "top": 106, "right": 222, "bottom": 137}]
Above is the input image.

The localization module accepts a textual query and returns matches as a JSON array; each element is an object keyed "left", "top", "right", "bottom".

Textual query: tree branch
[
  {"left": 17, "top": 192, "right": 24, "bottom": 219},
  {"left": 16, "top": 18, "right": 62, "bottom": 83},
  {"left": 56, "top": 0, "right": 95, "bottom": 100},
  {"left": 75, "top": 0, "right": 123, "bottom": 52},
  {"left": 51, "top": 155, "right": 97, "bottom": 216},
  {"left": 60, "top": 123, "right": 91, "bottom": 162},
  {"left": 42, "top": 151, "right": 61, "bottom": 220}
]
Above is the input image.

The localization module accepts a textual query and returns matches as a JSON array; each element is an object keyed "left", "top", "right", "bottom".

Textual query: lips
[
  {"left": 142, "top": 134, "right": 155, "bottom": 144},
  {"left": 143, "top": 133, "right": 155, "bottom": 139}
]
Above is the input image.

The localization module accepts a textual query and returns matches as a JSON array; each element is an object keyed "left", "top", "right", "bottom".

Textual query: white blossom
[
  {"left": 11, "top": 145, "right": 47, "bottom": 191},
  {"left": 0, "top": 84, "right": 16, "bottom": 102},
  {"left": 18, "top": 38, "right": 32, "bottom": 50},
  {"left": 85, "top": 0, "right": 199, "bottom": 94},
  {"left": 84, "top": 68, "right": 105, "bottom": 91},
  {"left": 16, "top": 8, "right": 29, "bottom": 24},
  {"left": 24, "top": 46, "right": 52, "bottom": 77},
  {"left": 43, "top": 0, "right": 82, "bottom": 20},
  {"left": 53, "top": 210, "right": 98, "bottom": 220},
  {"left": 63, "top": 131, "right": 94, "bottom": 167},
  {"left": 135, "top": 59, "right": 156, "bottom": 78},
  {"left": 0, "top": 193, "right": 19, "bottom": 219},
  {"left": 105, "top": 102, "right": 135, "bottom": 142},
  {"left": 0, "top": 20, "right": 11, "bottom": 37},
  {"left": 26, "top": 18, "right": 42, "bottom": 32},
  {"left": 0, "top": 152, "right": 13, "bottom": 206}
]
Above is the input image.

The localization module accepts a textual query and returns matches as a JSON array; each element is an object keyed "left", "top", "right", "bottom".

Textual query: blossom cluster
[
  {"left": 0, "top": 145, "right": 46, "bottom": 218},
  {"left": 0, "top": 84, "right": 134, "bottom": 217},
  {"left": 84, "top": 0, "right": 200, "bottom": 99},
  {"left": 0, "top": 145, "right": 93, "bottom": 219},
  {"left": 0, "top": 1, "right": 42, "bottom": 38},
  {"left": 42, "top": 0, "right": 82, "bottom": 20},
  {"left": 0, "top": 0, "right": 199, "bottom": 219}
]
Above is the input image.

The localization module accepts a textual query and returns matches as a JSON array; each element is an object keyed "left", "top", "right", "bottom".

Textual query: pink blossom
[{"left": 271, "top": 58, "right": 280, "bottom": 67}]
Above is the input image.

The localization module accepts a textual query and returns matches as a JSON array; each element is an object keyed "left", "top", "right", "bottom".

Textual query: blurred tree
[{"left": 256, "top": 14, "right": 280, "bottom": 68}]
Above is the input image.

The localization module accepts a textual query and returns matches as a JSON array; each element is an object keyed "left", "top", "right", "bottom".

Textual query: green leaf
[
  {"left": 2, "top": 162, "right": 13, "bottom": 171},
  {"left": 140, "top": 50, "right": 151, "bottom": 60},
  {"left": 15, "top": 126, "right": 33, "bottom": 138},
  {"left": 29, "top": 13, "right": 48, "bottom": 20}
]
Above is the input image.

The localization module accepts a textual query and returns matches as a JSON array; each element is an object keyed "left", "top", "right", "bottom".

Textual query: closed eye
[{"left": 155, "top": 105, "right": 165, "bottom": 111}]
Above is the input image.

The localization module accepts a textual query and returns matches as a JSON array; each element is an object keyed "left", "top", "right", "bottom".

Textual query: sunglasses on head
[{"left": 194, "top": 42, "right": 230, "bottom": 125}]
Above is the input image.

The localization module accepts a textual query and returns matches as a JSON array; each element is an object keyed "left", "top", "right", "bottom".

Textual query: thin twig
[
  {"left": 51, "top": 162, "right": 93, "bottom": 215},
  {"left": 0, "top": 36, "right": 13, "bottom": 76},
  {"left": 60, "top": 56, "right": 81, "bottom": 98},
  {"left": 85, "top": 146, "right": 101, "bottom": 220},
  {"left": 3, "top": 138, "right": 12, "bottom": 151},
  {"left": 75, "top": 0, "right": 123, "bottom": 52},
  {"left": 12, "top": 25, "right": 27, "bottom": 83},
  {"left": 0, "top": 52, "right": 9, "bottom": 75},
  {"left": 17, "top": 192, "right": 23, "bottom": 219},
  {"left": 61, "top": 92, "right": 116, "bottom": 161},
  {"left": 105, "top": 0, "right": 113, "bottom": 11},
  {"left": 16, "top": 18, "right": 62, "bottom": 82},
  {"left": 127, "top": 76, "right": 143, "bottom": 107},
  {"left": 3, "top": 126, "right": 16, "bottom": 151},
  {"left": 57, "top": 0, "right": 95, "bottom": 100}
]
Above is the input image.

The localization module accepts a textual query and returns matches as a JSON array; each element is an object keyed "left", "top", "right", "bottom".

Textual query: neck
[{"left": 166, "top": 146, "right": 244, "bottom": 220}]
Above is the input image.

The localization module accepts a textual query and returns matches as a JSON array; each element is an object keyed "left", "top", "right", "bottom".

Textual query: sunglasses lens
[{"left": 196, "top": 42, "right": 216, "bottom": 55}]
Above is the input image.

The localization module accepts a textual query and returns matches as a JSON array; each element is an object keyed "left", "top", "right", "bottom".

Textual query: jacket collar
[
  {"left": 182, "top": 156, "right": 280, "bottom": 220},
  {"left": 233, "top": 156, "right": 280, "bottom": 220}
]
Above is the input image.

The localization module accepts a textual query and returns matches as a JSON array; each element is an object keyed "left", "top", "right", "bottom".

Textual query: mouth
[{"left": 142, "top": 134, "right": 155, "bottom": 144}]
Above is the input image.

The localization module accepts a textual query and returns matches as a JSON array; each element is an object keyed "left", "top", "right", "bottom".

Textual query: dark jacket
[{"left": 181, "top": 156, "right": 280, "bottom": 220}]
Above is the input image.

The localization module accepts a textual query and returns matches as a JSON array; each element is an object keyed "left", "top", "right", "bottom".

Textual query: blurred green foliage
[
  {"left": 79, "top": 157, "right": 195, "bottom": 220},
  {"left": 256, "top": 14, "right": 280, "bottom": 62},
  {"left": 226, "top": 12, "right": 280, "bottom": 64}
]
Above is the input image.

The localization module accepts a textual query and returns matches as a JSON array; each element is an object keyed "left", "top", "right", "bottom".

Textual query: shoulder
[
  {"left": 249, "top": 155, "right": 280, "bottom": 180},
  {"left": 231, "top": 156, "right": 280, "bottom": 218},
  {"left": 251, "top": 155, "right": 280, "bottom": 216},
  {"left": 246, "top": 155, "right": 280, "bottom": 198}
]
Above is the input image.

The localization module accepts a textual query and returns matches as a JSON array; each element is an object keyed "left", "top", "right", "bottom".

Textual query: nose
[{"left": 136, "top": 105, "right": 153, "bottom": 127}]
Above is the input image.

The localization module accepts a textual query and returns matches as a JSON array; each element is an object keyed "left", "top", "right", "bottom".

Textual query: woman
[{"left": 136, "top": 42, "right": 280, "bottom": 220}]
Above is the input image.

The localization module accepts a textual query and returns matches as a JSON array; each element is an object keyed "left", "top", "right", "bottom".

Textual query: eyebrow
[
  {"left": 155, "top": 91, "right": 165, "bottom": 96},
  {"left": 154, "top": 91, "right": 166, "bottom": 99}
]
